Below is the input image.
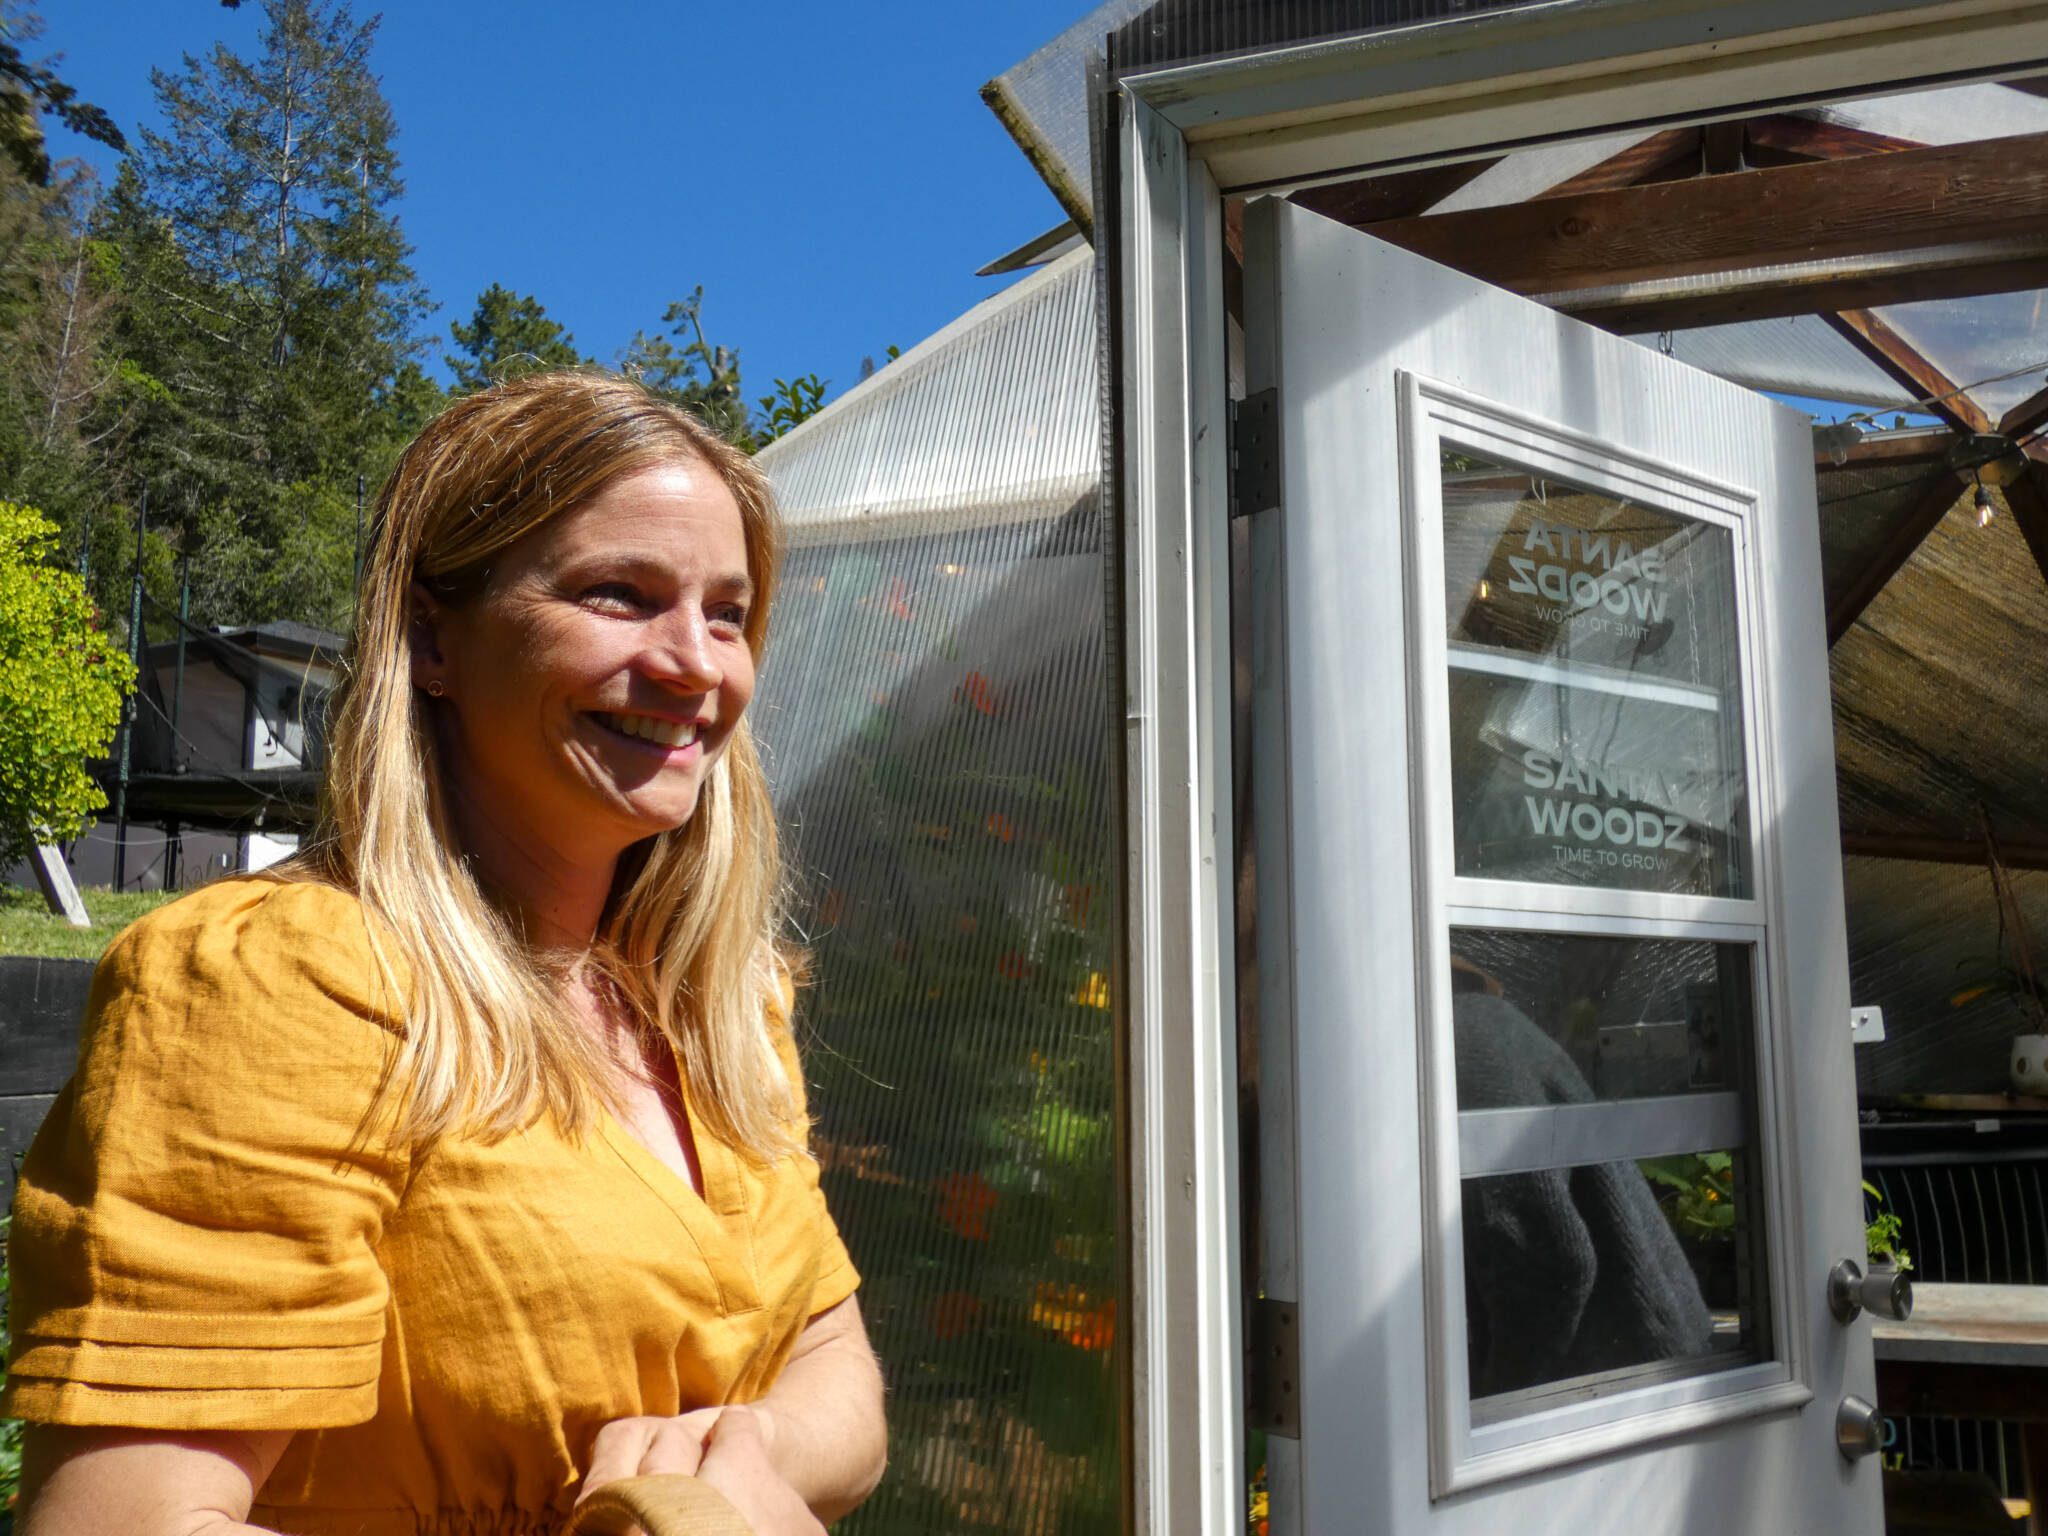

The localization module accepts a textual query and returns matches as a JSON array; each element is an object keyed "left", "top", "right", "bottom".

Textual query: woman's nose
[{"left": 643, "top": 610, "right": 721, "bottom": 691}]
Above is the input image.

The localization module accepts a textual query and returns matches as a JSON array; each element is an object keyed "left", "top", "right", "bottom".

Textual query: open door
[{"left": 1244, "top": 197, "right": 1880, "bottom": 1535}]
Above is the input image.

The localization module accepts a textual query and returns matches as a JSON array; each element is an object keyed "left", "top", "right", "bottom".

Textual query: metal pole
[
  {"left": 171, "top": 549, "right": 191, "bottom": 772},
  {"left": 166, "top": 548, "right": 192, "bottom": 892},
  {"left": 113, "top": 491, "right": 146, "bottom": 893}
]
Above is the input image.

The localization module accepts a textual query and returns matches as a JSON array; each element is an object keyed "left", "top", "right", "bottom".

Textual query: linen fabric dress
[{"left": 2, "top": 877, "right": 860, "bottom": 1536}]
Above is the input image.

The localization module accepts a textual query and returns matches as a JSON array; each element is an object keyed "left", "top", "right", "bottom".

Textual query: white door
[{"left": 1243, "top": 197, "right": 1879, "bottom": 1535}]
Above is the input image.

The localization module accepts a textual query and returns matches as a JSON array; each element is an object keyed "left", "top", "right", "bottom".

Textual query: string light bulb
[
  {"left": 1974, "top": 473, "right": 1995, "bottom": 528},
  {"left": 1477, "top": 577, "right": 1492, "bottom": 601}
]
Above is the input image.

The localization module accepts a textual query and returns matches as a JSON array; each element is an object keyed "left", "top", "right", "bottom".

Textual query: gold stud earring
[{"left": 426, "top": 679, "right": 446, "bottom": 697}]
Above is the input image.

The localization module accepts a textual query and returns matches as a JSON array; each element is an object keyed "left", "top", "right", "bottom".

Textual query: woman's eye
[
  {"left": 581, "top": 583, "right": 644, "bottom": 612},
  {"left": 710, "top": 602, "right": 749, "bottom": 629}
]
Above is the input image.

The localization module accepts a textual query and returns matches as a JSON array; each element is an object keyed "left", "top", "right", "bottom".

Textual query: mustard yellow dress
[{"left": 2, "top": 877, "right": 859, "bottom": 1536}]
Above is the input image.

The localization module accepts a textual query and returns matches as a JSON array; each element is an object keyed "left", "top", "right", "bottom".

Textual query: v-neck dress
[{"left": 2, "top": 877, "right": 860, "bottom": 1536}]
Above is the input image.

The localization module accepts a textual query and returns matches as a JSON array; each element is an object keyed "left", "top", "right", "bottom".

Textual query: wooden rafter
[
  {"left": 1812, "top": 429, "right": 1957, "bottom": 472},
  {"left": 1357, "top": 131, "right": 2048, "bottom": 300},
  {"left": 1539, "top": 128, "right": 1701, "bottom": 196},
  {"left": 1825, "top": 468, "right": 1964, "bottom": 645},
  {"left": 1558, "top": 249, "right": 2048, "bottom": 335},
  {"left": 1822, "top": 309, "right": 1994, "bottom": 435},
  {"left": 2003, "top": 450, "right": 2048, "bottom": 587},
  {"left": 1700, "top": 121, "right": 1746, "bottom": 175},
  {"left": 1291, "top": 159, "right": 1499, "bottom": 227},
  {"left": 2001, "top": 380, "right": 2048, "bottom": 441},
  {"left": 1742, "top": 114, "right": 1920, "bottom": 164}
]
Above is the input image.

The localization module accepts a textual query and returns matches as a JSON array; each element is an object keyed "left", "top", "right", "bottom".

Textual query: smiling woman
[{"left": 2, "top": 372, "right": 886, "bottom": 1536}]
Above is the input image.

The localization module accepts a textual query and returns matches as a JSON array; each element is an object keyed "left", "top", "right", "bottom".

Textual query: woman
[{"left": 4, "top": 372, "right": 887, "bottom": 1535}]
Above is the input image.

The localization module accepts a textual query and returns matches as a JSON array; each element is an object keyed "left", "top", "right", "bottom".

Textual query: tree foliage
[
  {"left": 0, "top": 3, "right": 125, "bottom": 187},
  {"left": 0, "top": 500, "right": 133, "bottom": 868},
  {"left": 0, "top": 0, "right": 832, "bottom": 657},
  {"left": 447, "top": 283, "right": 584, "bottom": 392}
]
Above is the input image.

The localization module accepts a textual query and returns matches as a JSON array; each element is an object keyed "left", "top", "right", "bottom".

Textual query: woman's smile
[{"left": 588, "top": 709, "right": 703, "bottom": 753}]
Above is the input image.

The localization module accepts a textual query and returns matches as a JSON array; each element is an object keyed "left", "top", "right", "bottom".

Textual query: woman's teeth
[{"left": 597, "top": 712, "right": 697, "bottom": 748}]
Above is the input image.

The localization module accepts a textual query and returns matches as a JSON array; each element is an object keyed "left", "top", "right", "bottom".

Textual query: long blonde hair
[{"left": 304, "top": 370, "right": 802, "bottom": 1160}]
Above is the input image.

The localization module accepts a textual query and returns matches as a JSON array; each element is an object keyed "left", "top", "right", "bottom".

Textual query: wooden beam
[
  {"left": 2004, "top": 449, "right": 2048, "bottom": 588},
  {"left": 1360, "top": 132, "right": 2048, "bottom": 299},
  {"left": 1742, "top": 113, "right": 1920, "bottom": 164},
  {"left": 1826, "top": 467, "right": 1963, "bottom": 645},
  {"left": 1540, "top": 128, "right": 1701, "bottom": 196},
  {"left": 1291, "top": 158, "right": 1499, "bottom": 227},
  {"left": 1842, "top": 833, "right": 2048, "bottom": 872},
  {"left": 1824, "top": 309, "right": 1994, "bottom": 435},
  {"left": 1700, "top": 121, "right": 1746, "bottom": 175},
  {"left": 2000, "top": 379, "right": 2048, "bottom": 440},
  {"left": 1557, "top": 246, "right": 2048, "bottom": 334},
  {"left": 1813, "top": 429, "right": 1957, "bottom": 472}
]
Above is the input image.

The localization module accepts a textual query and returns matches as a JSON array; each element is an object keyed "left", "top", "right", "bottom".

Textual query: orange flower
[
  {"left": 957, "top": 669, "right": 998, "bottom": 716},
  {"left": 937, "top": 1172, "right": 997, "bottom": 1241}
]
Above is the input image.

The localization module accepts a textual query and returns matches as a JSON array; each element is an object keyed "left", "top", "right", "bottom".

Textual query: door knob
[
  {"left": 1836, "top": 1395, "right": 1883, "bottom": 1461},
  {"left": 1828, "top": 1259, "right": 1914, "bottom": 1324}
]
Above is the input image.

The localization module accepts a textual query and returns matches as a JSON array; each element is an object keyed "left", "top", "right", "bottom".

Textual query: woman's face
[{"left": 413, "top": 457, "right": 757, "bottom": 862}]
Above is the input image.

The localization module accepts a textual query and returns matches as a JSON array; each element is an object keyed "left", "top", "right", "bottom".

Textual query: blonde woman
[{"left": 4, "top": 372, "right": 886, "bottom": 1536}]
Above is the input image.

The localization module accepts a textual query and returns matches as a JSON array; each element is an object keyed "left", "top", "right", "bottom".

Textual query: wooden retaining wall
[{"left": 0, "top": 956, "right": 93, "bottom": 1210}]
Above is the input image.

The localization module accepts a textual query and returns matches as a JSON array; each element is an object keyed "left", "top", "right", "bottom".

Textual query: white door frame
[{"left": 1109, "top": 5, "right": 2048, "bottom": 1534}]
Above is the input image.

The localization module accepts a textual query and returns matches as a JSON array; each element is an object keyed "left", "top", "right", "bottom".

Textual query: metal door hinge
[
  {"left": 1230, "top": 387, "right": 1280, "bottom": 521},
  {"left": 1245, "top": 1296, "right": 1300, "bottom": 1436}
]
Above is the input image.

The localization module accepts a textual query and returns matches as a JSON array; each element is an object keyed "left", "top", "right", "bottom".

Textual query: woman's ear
[{"left": 409, "top": 580, "right": 448, "bottom": 692}]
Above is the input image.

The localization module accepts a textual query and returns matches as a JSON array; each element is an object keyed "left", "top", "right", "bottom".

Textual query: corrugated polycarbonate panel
[
  {"left": 1816, "top": 81, "right": 2048, "bottom": 147},
  {"left": 1876, "top": 288, "right": 2048, "bottom": 427},
  {"left": 1631, "top": 315, "right": 1915, "bottom": 410},
  {"left": 752, "top": 236, "right": 1117, "bottom": 1533},
  {"left": 758, "top": 249, "right": 1099, "bottom": 546},
  {"left": 754, "top": 504, "right": 1119, "bottom": 1535},
  {"left": 1103, "top": 0, "right": 1550, "bottom": 74}
]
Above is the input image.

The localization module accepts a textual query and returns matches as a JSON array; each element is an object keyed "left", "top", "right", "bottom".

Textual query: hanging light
[
  {"left": 1476, "top": 577, "right": 1492, "bottom": 601},
  {"left": 1974, "top": 472, "right": 1995, "bottom": 528}
]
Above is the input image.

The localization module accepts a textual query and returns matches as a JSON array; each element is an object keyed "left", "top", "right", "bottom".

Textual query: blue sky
[{"left": 36, "top": 1, "right": 1084, "bottom": 407}]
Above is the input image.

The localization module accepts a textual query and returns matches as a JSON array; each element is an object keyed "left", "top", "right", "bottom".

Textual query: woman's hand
[
  {"left": 693, "top": 1407, "right": 823, "bottom": 1536},
  {"left": 582, "top": 1411, "right": 720, "bottom": 1485}
]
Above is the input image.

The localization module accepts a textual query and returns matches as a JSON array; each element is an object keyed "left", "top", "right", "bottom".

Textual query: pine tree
[
  {"left": 107, "top": 0, "right": 429, "bottom": 628},
  {"left": 618, "top": 288, "right": 752, "bottom": 447},
  {"left": 446, "top": 283, "right": 584, "bottom": 393}
]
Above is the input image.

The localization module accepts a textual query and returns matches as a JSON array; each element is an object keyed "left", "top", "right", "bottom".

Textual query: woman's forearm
[
  {"left": 754, "top": 1295, "right": 888, "bottom": 1522},
  {"left": 18, "top": 1425, "right": 292, "bottom": 1536}
]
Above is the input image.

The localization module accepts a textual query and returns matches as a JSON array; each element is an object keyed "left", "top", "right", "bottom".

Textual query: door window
[{"left": 1403, "top": 379, "right": 1793, "bottom": 1483}]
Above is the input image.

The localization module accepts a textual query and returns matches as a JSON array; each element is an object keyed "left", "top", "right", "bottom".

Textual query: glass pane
[
  {"left": 1441, "top": 447, "right": 1752, "bottom": 899},
  {"left": 1450, "top": 929, "right": 1752, "bottom": 1103},
  {"left": 1464, "top": 1148, "right": 1769, "bottom": 1421},
  {"left": 1449, "top": 930, "right": 1771, "bottom": 1423}
]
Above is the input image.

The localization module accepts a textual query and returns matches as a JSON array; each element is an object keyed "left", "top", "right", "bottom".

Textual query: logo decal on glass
[{"left": 1440, "top": 446, "right": 1752, "bottom": 900}]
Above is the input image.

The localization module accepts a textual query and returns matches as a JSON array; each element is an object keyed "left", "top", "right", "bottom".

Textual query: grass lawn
[{"left": 0, "top": 882, "right": 177, "bottom": 961}]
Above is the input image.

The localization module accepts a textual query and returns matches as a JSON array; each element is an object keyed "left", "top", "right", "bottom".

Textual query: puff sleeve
[{"left": 2, "top": 878, "right": 410, "bottom": 1431}]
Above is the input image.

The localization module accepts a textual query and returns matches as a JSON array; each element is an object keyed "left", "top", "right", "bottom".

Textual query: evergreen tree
[
  {"left": 106, "top": 0, "right": 429, "bottom": 629},
  {"left": 618, "top": 287, "right": 751, "bottom": 447},
  {"left": 446, "top": 283, "right": 584, "bottom": 392}
]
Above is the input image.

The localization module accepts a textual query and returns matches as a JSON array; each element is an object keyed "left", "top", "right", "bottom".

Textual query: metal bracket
[
  {"left": 1230, "top": 388, "right": 1280, "bottom": 520},
  {"left": 1245, "top": 1297, "right": 1300, "bottom": 1436}
]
